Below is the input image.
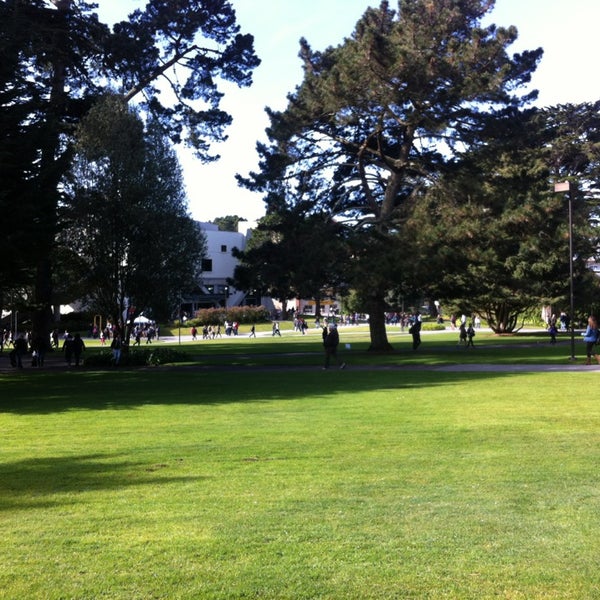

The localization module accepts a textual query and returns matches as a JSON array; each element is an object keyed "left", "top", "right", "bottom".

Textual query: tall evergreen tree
[
  {"left": 243, "top": 0, "right": 541, "bottom": 349},
  {"left": 0, "top": 0, "right": 258, "bottom": 338},
  {"left": 61, "top": 95, "right": 205, "bottom": 329},
  {"left": 406, "top": 103, "right": 600, "bottom": 331}
]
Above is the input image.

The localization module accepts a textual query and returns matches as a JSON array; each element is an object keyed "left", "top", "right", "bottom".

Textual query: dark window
[
  {"left": 221, "top": 245, "right": 227, "bottom": 253},
  {"left": 201, "top": 258, "right": 212, "bottom": 272}
]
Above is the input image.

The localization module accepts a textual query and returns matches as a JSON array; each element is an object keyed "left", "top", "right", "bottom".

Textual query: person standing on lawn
[
  {"left": 466, "top": 322, "right": 476, "bottom": 347},
  {"left": 409, "top": 312, "right": 422, "bottom": 351},
  {"left": 582, "top": 315, "right": 600, "bottom": 365},
  {"left": 62, "top": 333, "right": 75, "bottom": 366},
  {"left": 13, "top": 334, "right": 28, "bottom": 369},
  {"left": 111, "top": 333, "right": 123, "bottom": 366},
  {"left": 73, "top": 333, "right": 86, "bottom": 367},
  {"left": 322, "top": 323, "right": 346, "bottom": 370}
]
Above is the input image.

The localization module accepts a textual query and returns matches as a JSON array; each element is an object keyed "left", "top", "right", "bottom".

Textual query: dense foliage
[
  {"left": 407, "top": 105, "right": 600, "bottom": 331},
  {"left": 0, "top": 0, "right": 259, "bottom": 338},
  {"left": 61, "top": 95, "right": 206, "bottom": 324},
  {"left": 84, "top": 346, "right": 189, "bottom": 367},
  {"left": 188, "top": 305, "right": 271, "bottom": 326},
  {"left": 242, "top": 0, "right": 544, "bottom": 348},
  {"left": 231, "top": 203, "right": 349, "bottom": 319}
]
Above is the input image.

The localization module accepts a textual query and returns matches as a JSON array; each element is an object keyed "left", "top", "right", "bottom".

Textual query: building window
[
  {"left": 220, "top": 244, "right": 227, "bottom": 253},
  {"left": 201, "top": 258, "right": 212, "bottom": 272}
]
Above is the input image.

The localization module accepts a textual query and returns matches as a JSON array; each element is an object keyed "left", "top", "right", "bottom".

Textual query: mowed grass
[
  {"left": 122, "top": 324, "right": 590, "bottom": 368},
  {"left": 1, "top": 341, "right": 600, "bottom": 598}
]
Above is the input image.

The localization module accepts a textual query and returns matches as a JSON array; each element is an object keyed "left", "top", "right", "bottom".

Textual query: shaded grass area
[{"left": 1, "top": 368, "right": 600, "bottom": 598}]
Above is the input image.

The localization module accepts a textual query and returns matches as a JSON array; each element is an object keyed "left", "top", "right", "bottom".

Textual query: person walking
[
  {"left": 73, "top": 333, "right": 86, "bottom": 367},
  {"left": 249, "top": 324, "right": 256, "bottom": 338},
  {"left": 62, "top": 333, "right": 75, "bottom": 366},
  {"left": 111, "top": 333, "right": 123, "bottom": 366},
  {"left": 409, "top": 312, "right": 422, "bottom": 351},
  {"left": 13, "top": 334, "right": 28, "bottom": 369},
  {"left": 322, "top": 323, "right": 346, "bottom": 370},
  {"left": 466, "top": 323, "right": 475, "bottom": 347},
  {"left": 582, "top": 315, "right": 600, "bottom": 365},
  {"left": 30, "top": 335, "right": 48, "bottom": 367}
]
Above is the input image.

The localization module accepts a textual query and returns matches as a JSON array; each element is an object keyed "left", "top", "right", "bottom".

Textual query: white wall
[{"left": 203, "top": 228, "right": 246, "bottom": 281}]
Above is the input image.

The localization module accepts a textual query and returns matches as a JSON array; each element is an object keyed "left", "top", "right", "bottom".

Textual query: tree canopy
[
  {"left": 243, "top": 0, "right": 543, "bottom": 349},
  {"left": 60, "top": 95, "right": 206, "bottom": 327},
  {"left": 0, "top": 0, "right": 259, "bottom": 335},
  {"left": 231, "top": 203, "right": 348, "bottom": 318},
  {"left": 211, "top": 215, "right": 247, "bottom": 232}
]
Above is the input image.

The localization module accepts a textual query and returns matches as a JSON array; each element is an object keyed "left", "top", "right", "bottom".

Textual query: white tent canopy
[{"left": 133, "top": 315, "right": 152, "bottom": 324}]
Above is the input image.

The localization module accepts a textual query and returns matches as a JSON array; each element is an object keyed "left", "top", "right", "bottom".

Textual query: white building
[{"left": 181, "top": 222, "right": 263, "bottom": 314}]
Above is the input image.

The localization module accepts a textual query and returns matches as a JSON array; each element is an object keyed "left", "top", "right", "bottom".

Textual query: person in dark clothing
[
  {"left": 466, "top": 323, "right": 475, "bottom": 347},
  {"left": 73, "top": 333, "right": 86, "bottom": 366},
  {"left": 30, "top": 334, "right": 49, "bottom": 367},
  {"left": 111, "top": 333, "right": 123, "bottom": 366},
  {"left": 409, "top": 313, "right": 422, "bottom": 350},
  {"left": 13, "top": 335, "right": 28, "bottom": 368},
  {"left": 63, "top": 334, "right": 75, "bottom": 366},
  {"left": 322, "top": 323, "right": 346, "bottom": 370}
]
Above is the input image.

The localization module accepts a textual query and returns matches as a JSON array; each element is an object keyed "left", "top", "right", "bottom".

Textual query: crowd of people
[
  {"left": 189, "top": 321, "right": 241, "bottom": 340},
  {"left": 131, "top": 324, "right": 159, "bottom": 346},
  {"left": 1, "top": 320, "right": 151, "bottom": 369},
  {"left": 5, "top": 308, "right": 600, "bottom": 370}
]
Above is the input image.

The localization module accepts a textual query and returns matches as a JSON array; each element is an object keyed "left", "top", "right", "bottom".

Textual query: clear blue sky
[{"left": 97, "top": 0, "right": 600, "bottom": 224}]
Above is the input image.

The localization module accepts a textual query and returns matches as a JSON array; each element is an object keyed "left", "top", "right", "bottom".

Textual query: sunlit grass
[{"left": 1, "top": 364, "right": 600, "bottom": 598}]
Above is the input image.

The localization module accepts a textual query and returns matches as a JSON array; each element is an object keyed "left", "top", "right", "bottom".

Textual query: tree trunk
[
  {"left": 367, "top": 295, "right": 393, "bottom": 352},
  {"left": 485, "top": 302, "right": 524, "bottom": 334},
  {"left": 33, "top": 257, "right": 54, "bottom": 343},
  {"left": 277, "top": 295, "right": 290, "bottom": 320},
  {"left": 32, "top": 2, "right": 70, "bottom": 346}
]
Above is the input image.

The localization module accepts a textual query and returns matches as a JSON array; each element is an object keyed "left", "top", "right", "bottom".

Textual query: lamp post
[{"left": 554, "top": 181, "right": 576, "bottom": 360}]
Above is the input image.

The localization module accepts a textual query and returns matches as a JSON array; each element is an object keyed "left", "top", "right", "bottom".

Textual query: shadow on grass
[
  {"left": 0, "top": 452, "right": 202, "bottom": 511},
  {"left": 0, "top": 366, "right": 523, "bottom": 416}
]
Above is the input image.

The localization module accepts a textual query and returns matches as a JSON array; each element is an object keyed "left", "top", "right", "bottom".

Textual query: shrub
[
  {"left": 421, "top": 323, "right": 446, "bottom": 331},
  {"left": 187, "top": 305, "right": 270, "bottom": 327},
  {"left": 84, "top": 347, "right": 188, "bottom": 368}
]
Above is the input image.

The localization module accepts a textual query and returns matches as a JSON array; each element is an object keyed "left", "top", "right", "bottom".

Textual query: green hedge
[
  {"left": 421, "top": 323, "right": 446, "bottom": 331},
  {"left": 84, "top": 347, "right": 188, "bottom": 367}
]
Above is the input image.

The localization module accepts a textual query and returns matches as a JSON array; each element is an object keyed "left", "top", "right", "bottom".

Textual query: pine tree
[
  {"left": 0, "top": 0, "right": 258, "bottom": 338},
  {"left": 244, "top": 0, "right": 541, "bottom": 349}
]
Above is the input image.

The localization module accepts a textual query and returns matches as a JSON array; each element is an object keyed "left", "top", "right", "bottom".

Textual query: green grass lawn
[{"left": 1, "top": 333, "right": 599, "bottom": 598}]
